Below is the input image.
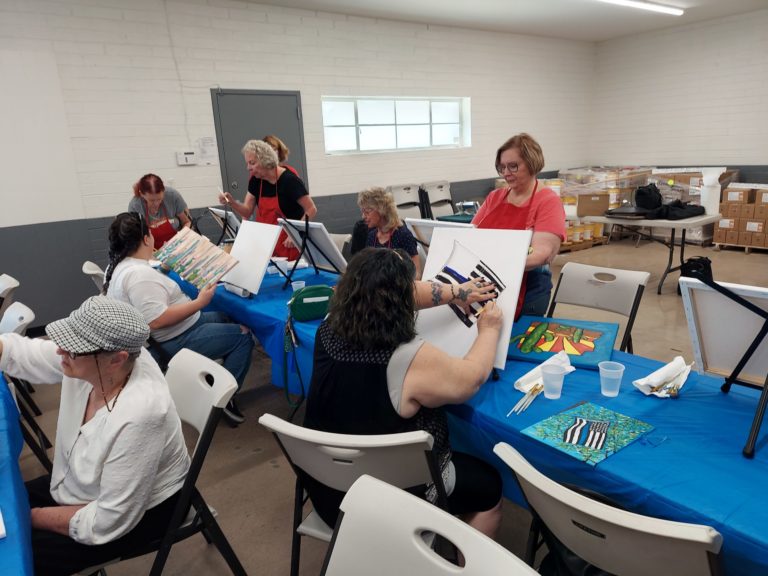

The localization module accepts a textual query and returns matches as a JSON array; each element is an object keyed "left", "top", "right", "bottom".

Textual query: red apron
[
  {"left": 256, "top": 171, "right": 300, "bottom": 260},
  {"left": 145, "top": 202, "right": 177, "bottom": 250},
  {"left": 475, "top": 180, "right": 537, "bottom": 320}
]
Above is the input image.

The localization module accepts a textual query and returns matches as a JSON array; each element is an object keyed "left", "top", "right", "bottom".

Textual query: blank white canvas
[
  {"left": 221, "top": 221, "right": 280, "bottom": 294},
  {"left": 404, "top": 217, "right": 472, "bottom": 250},
  {"left": 680, "top": 277, "right": 768, "bottom": 387},
  {"left": 279, "top": 218, "right": 347, "bottom": 273},
  {"left": 417, "top": 228, "right": 532, "bottom": 369}
]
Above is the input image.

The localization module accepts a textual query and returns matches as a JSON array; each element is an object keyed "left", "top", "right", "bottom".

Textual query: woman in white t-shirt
[{"left": 104, "top": 212, "right": 253, "bottom": 426}]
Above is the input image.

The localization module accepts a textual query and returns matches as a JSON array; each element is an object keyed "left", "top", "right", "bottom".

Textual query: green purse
[
  {"left": 287, "top": 285, "right": 334, "bottom": 322},
  {"left": 283, "top": 285, "right": 334, "bottom": 417}
]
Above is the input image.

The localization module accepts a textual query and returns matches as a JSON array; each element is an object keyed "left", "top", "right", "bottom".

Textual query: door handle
[{"left": 231, "top": 181, "right": 238, "bottom": 189}]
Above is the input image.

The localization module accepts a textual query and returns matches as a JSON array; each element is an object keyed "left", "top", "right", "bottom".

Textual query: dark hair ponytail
[{"left": 103, "top": 212, "right": 150, "bottom": 294}]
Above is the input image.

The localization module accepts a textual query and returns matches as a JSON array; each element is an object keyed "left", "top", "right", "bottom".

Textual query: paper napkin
[
  {"left": 0, "top": 507, "right": 6, "bottom": 539},
  {"left": 514, "top": 351, "right": 576, "bottom": 393},
  {"left": 632, "top": 355, "right": 692, "bottom": 398}
]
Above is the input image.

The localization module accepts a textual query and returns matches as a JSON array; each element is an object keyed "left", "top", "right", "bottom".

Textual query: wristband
[{"left": 450, "top": 284, "right": 457, "bottom": 301}]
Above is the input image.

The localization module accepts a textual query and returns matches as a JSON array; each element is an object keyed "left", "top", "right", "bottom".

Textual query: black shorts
[{"left": 446, "top": 451, "right": 503, "bottom": 516}]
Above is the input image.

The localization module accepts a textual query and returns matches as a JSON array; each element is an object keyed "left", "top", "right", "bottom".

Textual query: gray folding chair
[
  {"left": 546, "top": 262, "right": 650, "bottom": 353},
  {"left": 82, "top": 261, "right": 106, "bottom": 293},
  {"left": 80, "top": 349, "right": 246, "bottom": 576},
  {"left": 387, "top": 183, "right": 423, "bottom": 220},
  {"left": 0, "top": 273, "right": 20, "bottom": 317},
  {"left": 421, "top": 180, "right": 454, "bottom": 218},
  {"left": 494, "top": 442, "right": 723, "bottom": 576},
  {"left": 259, "top": 413, "right": 447, "bottom": 576},
  {"left": 322, "top": 475, "right": 537, "bottom": 576}
]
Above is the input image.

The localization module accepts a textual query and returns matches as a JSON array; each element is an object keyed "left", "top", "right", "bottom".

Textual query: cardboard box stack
[
  {"left": 716, "top": 183, "right": 768, "bottom": 248},
  {"left": 558, "top": 167, "right": 651, "bottom": 217}
]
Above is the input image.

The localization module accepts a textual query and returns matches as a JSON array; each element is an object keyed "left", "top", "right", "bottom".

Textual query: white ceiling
[{"left": 256, "top": 0, "right": 768, "bottom": 42}]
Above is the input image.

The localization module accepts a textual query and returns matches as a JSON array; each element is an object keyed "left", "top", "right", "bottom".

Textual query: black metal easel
[
  {"left": 687, "top": 269, "right": 768, "bottom": 458},
  {"left": 278, "top": 217, "right": 344, "bottom": 290}
]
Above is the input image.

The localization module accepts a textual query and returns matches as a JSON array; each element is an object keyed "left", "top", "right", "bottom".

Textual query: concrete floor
[{"left": 18, "top": 237, "right": 768, "bottom": 575}]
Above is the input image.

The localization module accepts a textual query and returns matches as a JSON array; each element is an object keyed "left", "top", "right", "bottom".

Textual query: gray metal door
[{"left": 211, "top": 89, "right": 307, "bottom": 202}]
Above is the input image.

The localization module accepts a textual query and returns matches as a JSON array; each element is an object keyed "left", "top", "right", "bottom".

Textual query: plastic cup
[
  {"left": 598, "top": 361, "right": 625, "bottom": 397},
  {"left": 273, "top": 257, "right": 288, "bottom": 275},
  {"left": 541, "top": 364, "right": 567, "bottom": 399},
  {"left": 291, "top": 281, "right": 305, "bottom": 292}
]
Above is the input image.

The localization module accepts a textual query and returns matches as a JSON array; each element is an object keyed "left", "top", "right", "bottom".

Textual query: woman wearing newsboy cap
[{"left": 0, "top": 296, "right": 190, "bottom": 576}]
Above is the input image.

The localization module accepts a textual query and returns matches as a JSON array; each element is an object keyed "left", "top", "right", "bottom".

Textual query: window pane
[
  {"left": 357, "top": 100, "right": 395, "bottom": 125},
  {"left": 322, "top": 101, "right": 355, "bottom": 126},
  {"left": 359, "top": 126, "right": 396, "bottom": 150},
  {"left": 431, "top": 101, "right": 460, "bottom": 123},
  {"left": 324, "top": 127, "right": 357, "bottom": 151},
  {"left": 432, "top": 124, "right": 460, "bottom": 146},
  {"left": 397, "top": 125, "right": 430, "bottom": 148},
  {"left": 395, "top": 100, "right": 429, "bottom": 124}
]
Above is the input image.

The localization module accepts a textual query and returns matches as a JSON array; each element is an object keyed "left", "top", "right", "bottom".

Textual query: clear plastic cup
[
  {"left": 272, "top": 257, "right": 288, "bottom": 275},
  {"left": 598, "top": 361, "right": 625, "bottom": 397},
  {"left": 541, "top": 364, "right": 567, "bottom": 399},
  {"left": 291, "top": 280, "right": 305, "bottom": 292}
]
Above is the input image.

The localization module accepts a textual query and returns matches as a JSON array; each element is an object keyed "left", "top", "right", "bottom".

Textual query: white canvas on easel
[
  {"left": 680, "top": 277, "right": 768, "bottom": 387},
  {"left": 417, "top": 227, "right": 532, "bottom": 369},
  {"left": 404, "top": 217, "right": 473, "bottom": 252},
  {"left": 221, "top": 220, "right": 280, "bottom": 294},
  {"left": 279, "top": 218, "right": 347, "bottom": 273}
]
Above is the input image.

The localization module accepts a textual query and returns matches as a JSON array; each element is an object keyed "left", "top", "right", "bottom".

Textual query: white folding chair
[
  {"left": 0, "top": 301, "right": 35, "bottom": 335},
  {"left": 546, "top": 262, "right": 650, "bottom": 353},
  {"left": 421, "top": 180, "right": 454, "bottom": 218},
  {"left": 0, "top": 273, "right": 20, "bottom": 317},
  {"left": 82, "top": 261, "right": 106, "bottom": 293},
  {"left": 386, "top": 183, "right": 423, "bottom": 220},
  {"left": 493, "top": 442, "right": 723, "bottom": 576},
  {"left": 322, "top": 475, "right": 537, "bottom": 576},
  {"left": 258, "top": 413, "right": 447, "bottom": 576},
  {"left": 80, "top": 349, "right": 246, "bottom": 576}
]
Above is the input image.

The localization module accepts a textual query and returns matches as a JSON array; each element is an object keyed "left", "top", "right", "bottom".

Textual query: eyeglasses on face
[
  {"left": 360, "top": 207, "right": 375, "bottom": 215},
  {"left": 62, "top": 350, "right": 101, "bottom": 360},
  {"left": 496, "top": 162, "right": 520, "bottom": 175}
]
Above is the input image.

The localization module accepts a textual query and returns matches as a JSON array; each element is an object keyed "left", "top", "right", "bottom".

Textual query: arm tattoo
[
  {"left": 430, "top": 282, "right": 442, "bottom": 307},
  {"left": 456, "top": 288, "right": 471, "bottom": 302}
]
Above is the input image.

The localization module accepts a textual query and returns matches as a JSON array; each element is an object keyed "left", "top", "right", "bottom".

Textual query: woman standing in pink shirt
[{"left": 472, "top": 133, "right": 566, "bottom": 319}]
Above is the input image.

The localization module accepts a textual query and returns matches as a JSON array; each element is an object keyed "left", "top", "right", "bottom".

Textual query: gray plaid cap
[{"left": 46, "top": 296, "right": 149, "bottom": 354}]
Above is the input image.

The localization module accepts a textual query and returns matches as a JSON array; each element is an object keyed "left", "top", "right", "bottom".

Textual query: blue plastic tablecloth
[
  {"left": 447, "top": 351, "right": 768, "bottom": 576},
  {"left": 174, "top": 268, "right": 338, "bottom": 396},
  {"left": 173, "top": 272, "right": 768, "bottom": 575},
  {"left": 0, "top": 374, "right": 34, "bottom": 576}
]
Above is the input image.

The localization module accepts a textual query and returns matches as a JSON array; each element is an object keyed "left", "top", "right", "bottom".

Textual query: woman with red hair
[{"left": 128, "top": 174, "right": 191, "bottom": 249}]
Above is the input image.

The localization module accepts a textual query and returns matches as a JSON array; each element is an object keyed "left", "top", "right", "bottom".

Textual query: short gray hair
[{"left": 241, "top": 139, "right": 278, "bottom": 170}]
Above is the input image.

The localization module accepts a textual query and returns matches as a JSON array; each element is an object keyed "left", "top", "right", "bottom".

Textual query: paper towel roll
[{"left": 700, "top": 184, "right": 721, "bottom": 215}]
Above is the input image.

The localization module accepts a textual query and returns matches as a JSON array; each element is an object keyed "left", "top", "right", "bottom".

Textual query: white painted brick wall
[
  {"left": 5, "top": 0, "right": 763, "bottom": 226},
  {"left": 590, "top": 9, "right": 768, "bottom": 165}
]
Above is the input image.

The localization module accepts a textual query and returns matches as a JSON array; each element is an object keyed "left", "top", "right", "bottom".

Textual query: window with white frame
[{"left": 321, "top": 96, "right": 470, "bottom": 154}]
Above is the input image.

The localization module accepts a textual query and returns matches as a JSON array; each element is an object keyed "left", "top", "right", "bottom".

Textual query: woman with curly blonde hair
[{"left": 358, "top": 186, "right": 421, "bottom": 276}]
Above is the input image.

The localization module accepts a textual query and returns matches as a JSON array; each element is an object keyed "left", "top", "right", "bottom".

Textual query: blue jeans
[{"left": 155, "top": 312, "right": 253, "bottom": 390}]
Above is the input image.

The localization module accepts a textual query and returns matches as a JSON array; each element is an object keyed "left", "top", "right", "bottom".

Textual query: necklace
[
  {"left": 101, "top": 373, "right": 130, "bottom": 413},
  {"left": 95, "top": 359, "right": 132, "bottom": 413}
]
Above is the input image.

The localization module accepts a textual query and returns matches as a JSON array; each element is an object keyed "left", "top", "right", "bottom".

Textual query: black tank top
[{"left": 302, "top": 321, "right": 451, "bottom": 525}]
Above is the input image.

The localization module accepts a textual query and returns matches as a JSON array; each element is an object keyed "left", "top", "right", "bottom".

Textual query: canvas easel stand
[
  {"left": 278, "top": 217, "right": 344, "bottom": 290},
  {"left": 683, "top": 268, "right": 768, "bottom": 458}
]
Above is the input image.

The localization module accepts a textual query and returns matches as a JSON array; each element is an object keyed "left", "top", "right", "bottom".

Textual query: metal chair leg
[
  {"left": 20, "top": 419, "right": 53, "bottom": 473},
  {"left": 11, "top": 377, "right": 42, "bottom": 415}
]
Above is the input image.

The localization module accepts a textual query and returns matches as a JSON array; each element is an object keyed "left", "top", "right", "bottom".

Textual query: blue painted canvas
[
  {"left": 521, "top": 403, "right": 653, "bottom": 466},
  {"left": 508, "top": 316, "right": 619, "bottom": 369}
]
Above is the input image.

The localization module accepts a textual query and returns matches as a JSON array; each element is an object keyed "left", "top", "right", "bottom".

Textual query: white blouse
[{"left": 0, "top": 334, "right": 190, "bottom": 545}]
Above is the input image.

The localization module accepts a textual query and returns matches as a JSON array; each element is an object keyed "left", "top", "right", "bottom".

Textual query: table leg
[{"left": 657, "top": 229, "right": 677, "bottom": 294}]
